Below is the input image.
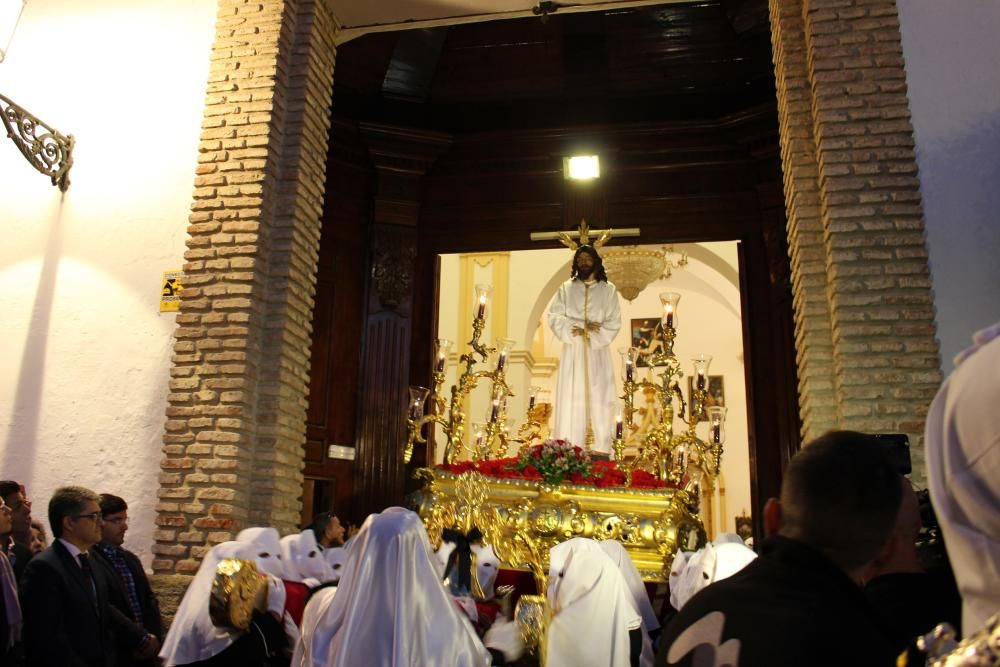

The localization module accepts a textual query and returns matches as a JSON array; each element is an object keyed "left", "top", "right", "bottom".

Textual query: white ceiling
[{"left": 326, "top": 0, "right": 688, "bottom": 42}]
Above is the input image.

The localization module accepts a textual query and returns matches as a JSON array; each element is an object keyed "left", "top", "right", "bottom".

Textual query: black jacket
[
  {"left": 20, "top": 541, "right": 117, "bottom": 667},
  {"left": 92, "top": 545, "right": 165, "bottom": 666},
  {"left": 657, "top": 536, "right": 898, "bottom": 667},
  {"left": 7, "top": 540, "right": 32, "bottom": 585}
]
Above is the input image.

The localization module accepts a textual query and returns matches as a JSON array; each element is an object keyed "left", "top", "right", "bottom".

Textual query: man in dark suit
[
  {"left": 0, "top": 495, "right": 23, "bottom": 663},
  {"left": 20, "top": 485, "right": 118, "bottom": 667},
  {"left": 93, "top": 494, "right": 162, "bottom": 666}
]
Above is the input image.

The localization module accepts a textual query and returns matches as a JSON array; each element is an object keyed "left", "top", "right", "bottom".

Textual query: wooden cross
[{"left": 529, "top": 219, "right": 639, "bottom": 248}]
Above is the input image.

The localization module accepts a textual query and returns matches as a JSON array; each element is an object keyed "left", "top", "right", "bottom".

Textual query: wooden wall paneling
[{"left": 303, "top": 119, "right": 373, "bottom": 525}]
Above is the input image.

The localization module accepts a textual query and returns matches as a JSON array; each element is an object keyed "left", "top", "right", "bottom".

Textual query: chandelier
[{"left": 602, "top": 245, "right": 688, "bottom": 301}]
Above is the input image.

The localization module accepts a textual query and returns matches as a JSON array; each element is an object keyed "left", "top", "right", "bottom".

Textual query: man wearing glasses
[
  {"left": 20, "top": 486, "right": 117, "bottom": 667},
  {"left": 94, "top": 493, "right": 163, "bottom": 666}
]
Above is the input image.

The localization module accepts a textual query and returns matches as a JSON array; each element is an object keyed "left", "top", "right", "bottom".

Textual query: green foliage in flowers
[{"left": 514, "top": 438, "right": 593, "bottom": 486}]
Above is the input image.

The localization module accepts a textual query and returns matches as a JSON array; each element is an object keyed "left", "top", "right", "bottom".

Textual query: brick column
[
  {"left": 770, "top": 0, "right": 839, "bottom": 442},
  {"left": 153, "top": 0, "right": 338, "bottom": 584},
  {"left": 771, "top": 0, "right": 941, "bottom": 477}
]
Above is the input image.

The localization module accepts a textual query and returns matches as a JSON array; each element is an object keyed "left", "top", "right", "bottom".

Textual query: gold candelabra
[
  {"left": 405, "top": 284, "right": 543, "bottom": 465},
  {"left": 612, "top": 292, "right": 727, "bottom": 497}
]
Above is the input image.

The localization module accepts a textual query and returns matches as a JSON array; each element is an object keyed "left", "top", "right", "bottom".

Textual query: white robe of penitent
[
  {"left": 159, "top": 541, "right": 256, "bottom": 666},
  {"left": 293, "top": 507, "right": 492, "bottom": 667},
  {"left": 548, "top": 278, "right": 622, "bottom": 454},
  {"left": 925, "top": 321, "right": 1000, "bottom": 632},
  {"left": 600, "top": 540, "right": 659, "bottom": 667},
  {"left": 546, "top": 538, "right": 641, "bottom": 667}
]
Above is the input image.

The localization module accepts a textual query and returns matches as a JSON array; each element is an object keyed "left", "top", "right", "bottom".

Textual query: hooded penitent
[
  {"left": 600, "top": 540, "right": 659, "bottom": 667},
  {"left": 293, "top": 507, "right": 491, "bottom": 667},
  {"left": 159, "top": 541, "right": 256, "bottom": 666},
  {"left": 237, "top": 526, "right": 289, "bottom": 580},
  {"left": 668, "top": 533, "right": 757, "bottom": 612},
  {"left": 281, "top": 531, "right": 334, "bottom": 584},
  {"left": 925, "top": 322, "right": 1000, "bottom": 631},
  {"left": 546, "top": 537, "right": 641, "bottom": 667}
]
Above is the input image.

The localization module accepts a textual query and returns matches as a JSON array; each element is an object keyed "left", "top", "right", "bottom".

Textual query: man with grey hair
[
  {"left": 21, "top": 486, "right": 116, "bottom": 666},
  {"left": 657, "top": 431, "right": 903, "bottom": 667}
]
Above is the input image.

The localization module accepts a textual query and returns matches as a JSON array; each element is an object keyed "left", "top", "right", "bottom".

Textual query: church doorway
[{"left": 304, "top": 2, "right": 800, "bottom": 542}]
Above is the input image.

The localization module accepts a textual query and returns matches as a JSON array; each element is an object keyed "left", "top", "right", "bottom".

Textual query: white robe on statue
[{"left": 548, "top": 278, "right": 622, "bottom": 454}]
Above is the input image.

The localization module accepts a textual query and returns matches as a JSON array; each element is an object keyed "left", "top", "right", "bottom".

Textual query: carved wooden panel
[{"left": 355, "top": 297, "right": 414, "bottom": 513}]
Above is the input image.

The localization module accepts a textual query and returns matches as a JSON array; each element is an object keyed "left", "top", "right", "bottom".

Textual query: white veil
[
  {"left": 299, "top": 507, "right": 491, "bottom": 667},
  {"left": 547, "top": 538, "right": 641, "bottom": 667},
  {"left": 600, "top": 540, "right": 659, "bottom": 667}
]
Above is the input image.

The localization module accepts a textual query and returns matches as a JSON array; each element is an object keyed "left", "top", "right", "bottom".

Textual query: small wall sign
[{"left": 160, "top": 270, "right": 184, "bottom": 312}]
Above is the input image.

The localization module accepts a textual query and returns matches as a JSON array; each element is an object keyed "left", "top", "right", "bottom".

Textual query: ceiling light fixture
[{"left": 564, "top": 155, "right": 600, "bottom": 181}]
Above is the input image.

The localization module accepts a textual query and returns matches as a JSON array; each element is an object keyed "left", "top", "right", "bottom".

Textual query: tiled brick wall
[
  {"left": 770, "top": 0, "right": 941, "bottom": 474},
  {"left": 153, "top": 0, "right": 337, "bottom": 579}
]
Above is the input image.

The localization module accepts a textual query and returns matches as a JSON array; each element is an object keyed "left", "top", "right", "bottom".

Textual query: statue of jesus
[{"left": 547, "top": 244, "right": 622, "bottom": 455}]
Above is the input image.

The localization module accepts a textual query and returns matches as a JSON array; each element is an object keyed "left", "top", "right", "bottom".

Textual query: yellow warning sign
[{"left": 160, "top": 270, "right": 184, "bottom": 312}]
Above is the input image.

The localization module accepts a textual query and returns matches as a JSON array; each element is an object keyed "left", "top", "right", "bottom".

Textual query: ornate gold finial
[{"left": 558, "top": 219, "right": 612, "bottom": 251}]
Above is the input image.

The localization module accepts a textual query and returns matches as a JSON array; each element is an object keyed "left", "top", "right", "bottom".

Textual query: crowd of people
[
  {"left": 0, "top": 325, "right": 995, "bottom": 666},
  {"left": 0, "top": 485, "right": 164, "bottom": 666}
]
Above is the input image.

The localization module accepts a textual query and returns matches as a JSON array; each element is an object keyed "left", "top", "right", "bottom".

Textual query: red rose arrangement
[{"left": 437, "top": 439, "right": 672, "bottom": 490}]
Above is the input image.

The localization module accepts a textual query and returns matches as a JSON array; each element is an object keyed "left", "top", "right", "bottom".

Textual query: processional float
[{"left": 403, "top": 223, "right": 730, "bottom": 659}]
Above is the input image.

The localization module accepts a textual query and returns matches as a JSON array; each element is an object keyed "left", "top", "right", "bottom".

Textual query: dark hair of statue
[
  {"left": 570, "top": 245, "right": 608, "bottom": 282},
  {"left": 778, "top": 430, "right": 904, "bottom": 571}
]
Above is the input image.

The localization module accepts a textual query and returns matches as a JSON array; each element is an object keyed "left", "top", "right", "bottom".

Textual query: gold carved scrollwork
[{"left": 409, "top": 468, "right": 705, "bottom": 583}]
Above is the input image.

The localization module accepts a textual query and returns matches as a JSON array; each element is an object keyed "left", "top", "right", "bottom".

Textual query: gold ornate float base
[{"left": 409, "top": 468, "right": 706, "bottom": 583}]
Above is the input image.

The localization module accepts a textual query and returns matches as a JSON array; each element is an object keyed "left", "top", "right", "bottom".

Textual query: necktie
[{"left": 78, "top": 552, "right": 99, "bottom": 611}]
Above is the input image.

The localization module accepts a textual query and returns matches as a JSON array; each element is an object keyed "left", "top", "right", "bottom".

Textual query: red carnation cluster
[{"left": 436, "top": 446, "right": 674, "bottom": 490}]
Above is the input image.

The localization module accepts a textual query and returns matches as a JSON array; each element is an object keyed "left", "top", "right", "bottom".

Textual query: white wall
[
  {"left": 898, "top": 0, "right": 1000, "bottom": 371},
  {"left": 0, "top": 0, "right": 216, "bottom": 566}
]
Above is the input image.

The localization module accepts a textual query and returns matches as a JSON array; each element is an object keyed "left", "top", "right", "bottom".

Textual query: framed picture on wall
[
  {"left": 630, "top": 318, "right": 668, "bottom": 367},
  {"left": 687, "top": 374, "right": 725, "bottom": 421}
]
